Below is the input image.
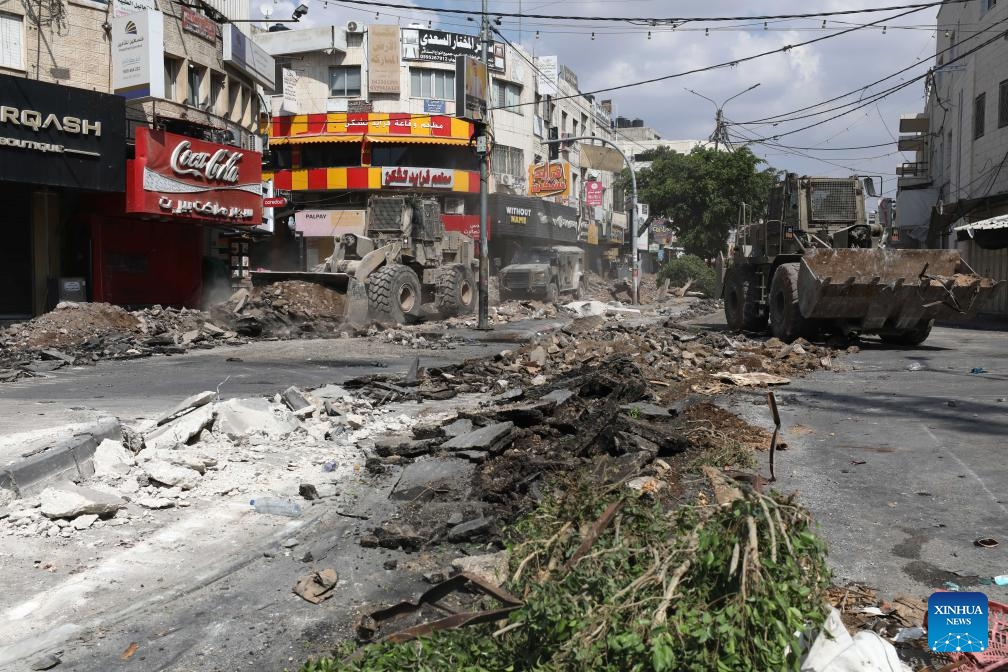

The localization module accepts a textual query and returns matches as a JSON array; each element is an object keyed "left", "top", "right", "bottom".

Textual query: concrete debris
[
  {"left": 281, "top": 386, "right": 315, "bottom": 418},
  {"left": 72, "top": 513, "right": 99, "bottom": 530},
  {"left": 144, "top": 404, "right": 215, "bottom": 451},
  {"left": 715, "top": 371, "right": 791, "bottom": 387},
  {"left": 92, "top": 439, "right": 135, "bottom": 478},
  {"left": 451, "top": 551, "right": 510, "bottom": 586},
  {"left": 142, "top": 459, "right": 202, "bottom": 490},
  {"left": 299, "top": 483, "right": 339, "bottom": 500},
  {"left": 293, "top": 568, "right": 339, "bottom": 605},
  {"left": 29, "top": 654, "right": 62, "bottom": 671},
  {"left": 215, "top": 397, "right": 300, "bottom": 439},
  {"left": 441, "top": 418, "right": 474, "bottom": 437},
  {"left": 391, "top": 457, "right": 474, "bottom": 502},
  {"left": 136, "top": 496, "right": 175, "bottom": 510},
  {"left": 39, "top": 482, "right": 125, "bottom": 519},
  {"left": 137, "top": 448, "right": 217, "bottom": 474},
  {"left": 155, "top": 391, "right": 216, "bottom": 426}
]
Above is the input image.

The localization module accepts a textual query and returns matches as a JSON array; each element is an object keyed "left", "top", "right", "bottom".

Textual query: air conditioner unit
[
  {"left": 499, "top": 174, "right": 514, "bottom": 187},
  {"left": 346, "top": 20, "right": 362, "bottom": 33}
]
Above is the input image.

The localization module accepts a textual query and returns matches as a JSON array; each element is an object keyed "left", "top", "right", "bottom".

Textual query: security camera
[{"left": 292, "top": 2, "right": 308, "bottom": 19}]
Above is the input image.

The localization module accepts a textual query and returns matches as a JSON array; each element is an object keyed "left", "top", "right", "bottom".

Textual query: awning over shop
[
  {"left": 580, "top": 144, "right": 626, "bottom": 173},
  {"left": 955, "top": 214, "right": 1008, "bottom": 250},
  {"left": 365, "top": 135, "right": 470, "bottom": 146},
  {"left": 269, "top": 134, "right": 364, "bottom": 146},
  {"left": 271, "top": 113, "right": 473, "bottom": 145}
]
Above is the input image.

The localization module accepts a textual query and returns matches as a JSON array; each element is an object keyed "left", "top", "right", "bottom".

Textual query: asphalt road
[{"left": 690, "top": 314, "right": 1008, "bottom": 602}]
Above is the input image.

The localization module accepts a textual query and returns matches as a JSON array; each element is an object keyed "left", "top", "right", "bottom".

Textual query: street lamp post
[
  {"left": 540, "top": 136, "right": 639, "bottom": 304},
  {"left": 685, "top": 82, "right": 761, "bottom": 151}
]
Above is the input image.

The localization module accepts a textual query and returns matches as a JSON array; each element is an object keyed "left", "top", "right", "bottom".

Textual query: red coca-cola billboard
[{"left": 126, "top": 127, "right": 262, "bottom": 225}]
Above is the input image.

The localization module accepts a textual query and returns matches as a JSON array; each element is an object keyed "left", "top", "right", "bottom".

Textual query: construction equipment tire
[
  {"left": 367, "top": 264, "right": 423, "bottom": 324},
  {"left": 545, "top": 281, "right": 559, "bottom": 304},
  {"left": 879, "top": 319, "right": 933, "bottom": 346},
  {"left": 435, "top": 264, "right": 476, "bottom": 317},
  {"left": 724, "top": 266, "right": 767, "bottom": 332},
  {"left": 769, "top": 263, "right": 809, "bottom": 342}
]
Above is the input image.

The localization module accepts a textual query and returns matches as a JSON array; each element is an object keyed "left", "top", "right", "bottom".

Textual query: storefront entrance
[{"left": 0, "top": 188, "right": 32, "bottom": 318}]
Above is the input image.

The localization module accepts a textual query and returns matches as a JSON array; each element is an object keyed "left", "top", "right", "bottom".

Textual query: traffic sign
[{"left": 263, "top": 196, "right": 287, "bottom": 208}]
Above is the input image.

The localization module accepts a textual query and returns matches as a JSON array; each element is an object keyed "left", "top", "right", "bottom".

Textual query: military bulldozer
[
  {"left": 721, "top": 174, "right": 1002, "bottom": 345},
  {"left": 252, "top": 196, "right": 476, "bottom": 324}
]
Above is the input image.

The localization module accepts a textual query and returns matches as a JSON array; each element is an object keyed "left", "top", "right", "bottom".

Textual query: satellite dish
[{"left": 260, "top": 4, "right": 273, "bottom": 18}]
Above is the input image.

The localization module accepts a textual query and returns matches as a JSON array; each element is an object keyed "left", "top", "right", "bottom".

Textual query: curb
[{"left": 0, "top": 417, "right": 122, "bottom": 497}]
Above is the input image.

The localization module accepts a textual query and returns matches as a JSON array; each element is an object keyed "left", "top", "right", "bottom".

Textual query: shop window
[
  {"left": 1000, "top": 79, "right": 1008, "bottom": 129},
  {"left": 164, "top": 57, "right": 180, "bottom": 101},
  {"left": 0, "top": 12, "right": 24, "bottom": 70},
  {"left": 491, "top": 79, "right": 521, "bottom": 111},
  {"left": 409, "top": 67, "right": 454, "bottom": 100},
  {"left": 187, "top": 64, "right": 206, "bottom": 107},
  {"left": 974, "top": 92, "right": 986, "bottom": 140},
  {"left": 329, "top": 66, "right": 361, "bottom": 97}
]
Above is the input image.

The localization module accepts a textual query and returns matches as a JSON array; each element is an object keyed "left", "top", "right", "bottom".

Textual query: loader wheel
[
  {"left": 367, "top": 264, "right": 423, "bottom": 324},
  {"left": 769, "top": 263, "right": 809, "bottom": 342},
  {"left": 724, "top": 266, "right": 767, "bottom": 332},
  {"left": 435, "top": 264, "right": 476, "bottom": 318},
  {"left": 879, "top": 319, "right": 933, "bottom": 346}
]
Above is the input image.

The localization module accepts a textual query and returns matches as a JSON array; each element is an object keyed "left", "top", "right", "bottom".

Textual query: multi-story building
[
  {"left": 254, "top": 25, "right": 628, "bottom": 272},
  {"left": 895, "top": 0, "right": 1008, "bottom": 314},
  {"left": 1, "top": 0, "right": 269, "bottom": 316}
]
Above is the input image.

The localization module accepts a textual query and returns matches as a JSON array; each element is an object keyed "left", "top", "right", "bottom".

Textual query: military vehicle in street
[
  {"left": 498, "top": 245, "right": 587, "bottom": 303},
  {"left": 721, "top": 174, "right": 1002, "bottom": 345},
  {"left": 252, "top": 196, "right": 476, "bottom": 324}
]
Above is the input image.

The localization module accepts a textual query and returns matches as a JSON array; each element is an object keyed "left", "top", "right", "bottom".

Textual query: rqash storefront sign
[
  {"left": 126, "top": 128, "right": 262, "bottom": 224},
  {"left": 0, "top": 73, "right": 126, "bottom": 191}
]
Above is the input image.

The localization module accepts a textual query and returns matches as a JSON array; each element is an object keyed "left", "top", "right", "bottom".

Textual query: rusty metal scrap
[{"left": 355, "top": 572, "right": 523, "bottom": 645}]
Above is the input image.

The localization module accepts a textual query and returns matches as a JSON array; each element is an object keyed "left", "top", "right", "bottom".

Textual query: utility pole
[
  {"left": 476, "top": 0, "right": 491, "bottom": 329},
  {"left": 686, "top": 83, "right": 761, "bottom": 151}
]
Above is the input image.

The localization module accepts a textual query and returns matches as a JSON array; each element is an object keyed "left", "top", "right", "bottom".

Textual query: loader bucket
[{"left": 796, "top": 248, "right": 1003, "bottom": 330}]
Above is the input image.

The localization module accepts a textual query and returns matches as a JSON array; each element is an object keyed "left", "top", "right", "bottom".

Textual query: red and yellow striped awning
[
  {"left": 270, "top": 112, "right": 473, "bottom": 146},
  {"left": 265, "top": 167, "right": 479, "bottom": 193}
]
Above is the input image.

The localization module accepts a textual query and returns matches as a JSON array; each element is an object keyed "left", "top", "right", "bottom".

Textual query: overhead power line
[{"left": 330, "top": 0, "right": 966, "bottom": 24}]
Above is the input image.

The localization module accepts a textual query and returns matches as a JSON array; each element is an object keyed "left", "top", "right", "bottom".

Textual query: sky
[{"left": 255, "top": 0, "right": 944, "bottom": 199}]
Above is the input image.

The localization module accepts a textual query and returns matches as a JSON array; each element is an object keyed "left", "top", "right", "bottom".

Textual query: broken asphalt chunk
[
  {"left": 282, "top": 386, "right": 315, "bottom": 418},
  {"left": 441, "top": 421, "right": 515, "bottom": 454},
  {"left": 447, "top": 516, "right": 493, "bottom": 542}
]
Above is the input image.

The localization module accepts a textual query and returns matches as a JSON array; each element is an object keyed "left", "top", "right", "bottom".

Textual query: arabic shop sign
[
  {"left": 347, "top": 117, "right": 448, "bottom": 132},
  {"left": 528, "top": 161, "right": 570, "bottom": 198},
  {"left": 381, "top": 166, "right": 454, "bottom": 189},
  {"left": 401, "top": 28, "right": 505, "bottom": 72},
  {"left": 126, "top": 127, "right": 262, "bottom": 224}
]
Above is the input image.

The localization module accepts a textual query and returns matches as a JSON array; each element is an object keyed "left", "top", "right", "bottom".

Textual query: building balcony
[
  {"left": 896, "top": 161, "right": 928, "bottom": 178},
  {"left": 898, "top": 114, "right": 929, "bottom": 134},
  {"left": 897, "top": 134, "right": 927, "bottom": 153}
]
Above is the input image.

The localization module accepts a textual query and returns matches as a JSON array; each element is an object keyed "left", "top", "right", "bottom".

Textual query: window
[
  {"left": 329, "top": 66, "right": 361, "bottom": 97},
  {"left": 974, "top": 92, "right": 986, "bottom": 140},
  {"left": 210, "top": 73, "right": 225, "bottom": 114},
  {"left": 409, "top": 67, "right": 454, "bottom": 100},
  {"left": 491, "top": 144, "right": 524, "bottom": 178},
  {"left": 491, "top": 79, "right": 521, "bottom": 110},
  {"left": 164, "top": 58, "right": 180, "bottom": 101},
  {"left": 1000, "top": 79, "right": 1008, "bottom": 129},
  {"left": 982, "top": 0, "right": 997, "bottom": 13},
  {"left": 0, "top": 13, "right": 23, "bottom": 70},
  {"left": 187, "top": 64, "right": 205, "bottom": 107}
]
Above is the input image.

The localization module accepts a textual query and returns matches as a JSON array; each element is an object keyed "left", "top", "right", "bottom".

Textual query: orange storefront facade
[{"left": 264, "top": 112, "right": 480, "bottom": 195}]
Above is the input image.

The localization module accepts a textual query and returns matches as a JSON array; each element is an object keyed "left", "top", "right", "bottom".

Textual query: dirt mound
[
  {"left": 213, "top": 281, "right": 347, "bottom": 338},
  {"left": 3, "top": 302, "right": 141, "bottom": 350}
]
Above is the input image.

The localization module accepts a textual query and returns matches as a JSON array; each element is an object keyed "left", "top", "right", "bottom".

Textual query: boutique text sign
[{"left": 127, "top": 127, "right": 262, "bottom": 224}]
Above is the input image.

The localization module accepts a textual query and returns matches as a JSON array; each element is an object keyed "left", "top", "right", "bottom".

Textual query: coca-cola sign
[
  {"left": 126, "top": 128, "right": 262, "bottom": 225},
  {"left": 170, "top": 140, "right": 243, "bottom": 183}
]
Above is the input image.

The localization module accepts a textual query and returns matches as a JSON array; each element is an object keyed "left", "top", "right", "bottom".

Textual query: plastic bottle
[{"left": 250, "top": 497, "right": 302, "bottom": 517}]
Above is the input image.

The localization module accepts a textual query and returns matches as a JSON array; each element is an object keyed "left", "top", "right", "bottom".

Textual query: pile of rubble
[
  {"left": 0, "top": 384, "right": 421, "bottom": 539},
  {"left": 0, "top": 302, "right": 245, "bottom": 382},
  {"left": 211, "top": 281, "right": 347, "bottom": 338}
]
